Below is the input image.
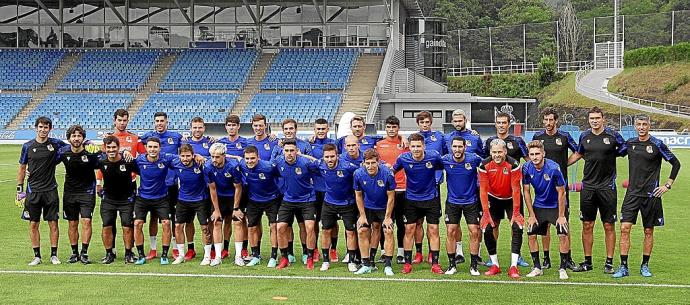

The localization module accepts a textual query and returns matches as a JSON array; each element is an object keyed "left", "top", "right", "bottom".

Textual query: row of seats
[
  {"left": 0, "top": 50, "right": 65, "bottom": 90},
  {"left": 0, "top": 94, "right": 32, "bottom": 127},
  {"left": 128, "top": 93, "right": 238, "bottom": 130},
  {"left": 261, "top": 48, "right": 358, "bottom": 90},
  {"left": 159, "top": 49, "right": 258, "bottom": 90},
  {"left": 21, "top": 93, "right": 134, "bottom": 130},
  {"left": 241, "top": 93, "right": 342, "bottom": 123},
  {"left": 59, "top": 50, "right": 161, "bottom": 90}
]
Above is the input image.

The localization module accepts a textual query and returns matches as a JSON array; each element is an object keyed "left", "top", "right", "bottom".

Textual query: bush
[
  {"left": 448, "top": 73, "right": 542, "bottom": 97},
  {"left": 536, "top": 55, "right": 557, "bottom": 87},
  {"left": 624, "top": 42, "right": 690, "bottom": 67},
  {"left": 662, "top": 74, "right": 690, "bottom": 94}
]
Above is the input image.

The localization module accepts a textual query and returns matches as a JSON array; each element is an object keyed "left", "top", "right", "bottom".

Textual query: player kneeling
[{"left": 523, "top": 141, "right": 570, "bottom": 280}]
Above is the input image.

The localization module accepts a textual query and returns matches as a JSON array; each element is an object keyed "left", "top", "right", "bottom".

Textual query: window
[{"left": 403, "top": 110, "right": 442, "bottom": 119}]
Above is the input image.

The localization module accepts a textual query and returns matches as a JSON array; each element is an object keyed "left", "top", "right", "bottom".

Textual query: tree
[{"left": 558, "top": 1, "right": 584, "bottom": 62}]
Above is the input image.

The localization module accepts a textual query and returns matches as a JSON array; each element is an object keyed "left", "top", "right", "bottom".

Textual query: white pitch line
[{"left": 1, "top": 270, "right": 689, "bottom": 289}]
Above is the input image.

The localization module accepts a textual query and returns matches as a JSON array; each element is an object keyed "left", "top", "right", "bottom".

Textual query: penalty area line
[{"left": 1, "top": 270, "right": 689, "bottom": 289}]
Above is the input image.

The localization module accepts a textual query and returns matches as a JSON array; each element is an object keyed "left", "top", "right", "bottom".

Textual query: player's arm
[
  {"left": 208, "top": 182, "right": 221, "bottom": 221},
  {"left": 510, "top": 163, "right": 524, "bottom": 227},
  {"left": 232, "top": 182, "right": 244, "bottom": 220},
  {"left": 654, "top": 142, "right": 682, "bottom": 197},
  {"left": 523, "top": 184, "right": 537, "bottom": 229},
  {"left": 477, "top": 164, "right": 494, "bottom": 231},
  {"left": 355, "top": 189, "right": 368, "bottom": 226},
  {"left": 383, "top": 190, "right": 395, "bottom": 229},
  {"left": 518, "top": 138, "right": 530, "bottom": 163},
  {"left": 567, "top": 152, "right": 581, "bottom": 166}
]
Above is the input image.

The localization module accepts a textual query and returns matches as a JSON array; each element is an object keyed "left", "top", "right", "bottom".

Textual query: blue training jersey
[
  {"left": 392, "top": 151, "right": 443, "bottom": 201},
  {"left": 353, "top": 166, "right": 396, "bottom": 210},
  {"left": 442, "top": 152, "right": 481, "bottom": 205},
  {"left": 141, "top": 130, "right": 182, "bottom": 187},
  {"left": 316, "top": 158, "right": 359, "bottom": 206},
  {"left": 246, "top": 136, "right": 279, "bottom": 161},
  {"left": 337, "top": 135, "right": 382, "bottom": 153},
  {"left": 445, "top": 129, "right": 484, "bottom": 158},
  {"left": 172, "top": 158, "right": 208, "bottom": 202},
  {"left": 134, "top": 153, "right": 175, "bottom": 200},
  {"left": 522, "top": 159, "right": 566, "bottom": 209},
  {"left": 340, "top": 152, "right": 363, "bottom": 166},
  {"left": 274, "top": 155, "right": 319, "bottom": 203},
  {"left": 238, "top": 159, "right": 281, "bottom": 202},
  {"left": 420, "top": 130, "right": 446, "bottom": 184},
  {"left": 310, "top": 137, "right": 336, "bottom": 192},
  {"left": 270, "top": 138, "right": 312, "bottom": 161},
  {"left": 218, "top": 136, "right": 248, "bottom": 157},
  {"left": 203, "top": 158, "right": 242, "bottom": 197},
  {"left": 182, "top": 136, "right": 212, "bottom": 157}
]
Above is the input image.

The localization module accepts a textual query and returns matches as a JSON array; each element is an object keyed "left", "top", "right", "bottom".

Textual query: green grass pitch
[{"left": 0, "top": 144, "right": 688, "bottom": 304}]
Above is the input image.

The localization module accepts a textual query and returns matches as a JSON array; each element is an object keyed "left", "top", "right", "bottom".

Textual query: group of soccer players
[{"left": 16, "top": 105, "right": 680, "bottom": 279}]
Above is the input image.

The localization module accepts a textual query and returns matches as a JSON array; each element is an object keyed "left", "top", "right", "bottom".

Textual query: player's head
[
  {"left": 451, "top": 109, "right": 468, "bottom": 131},
  {"left": 209, "top": 142, "right": 227, "bottom": 167},
  {"left": 66, "top": 124, "right": 86, "bottom": 148},
  {"left": 416, "top": 111, "right": 433, "bottom": 132},
  {"left": 113, "top": 109, "right": 129, "bottom": 132},
  {"left": 225, "top": 114, "right": 240, "bottom": 136},
  {"left": 103, "top": 135, "right": 120, "bottom": 159},
  {"left": 314, "top": 118, "right": 329, "bottom": 139},
  {"left": 408, "top": 133, "right": 425, "bottom": 159},
  {"left": 322, "top": 143, "right": 338, "bottom": 168},
  {"left": 244, "top": 145, "right": 259, "bottom": 169},
  {"left": 635, "top": 115, "right": 651, "bottom": 137},
  {"left": 495, "top": 112, "right": 511, "bottom": 135},
  {"left": 527, "top": 140, "right": 545, "bottom": 166},
  {"left": 282, "top": 138, "right": 298, "bottom": 163},
  {"left": 34, "top": 116, "right": 52, "bottom": 139},
  {"left": 451, "top": 136, "right": 466, "bottom": 159},
  {"left": 282, "top": 118, "right": 297, "bottom": 139},
  {"left": 154, "top": 112, "right": 168, "bottom": 132},
  {"left": 145, "top": 137, "right": 161, "bottom": 158},
  {"left": 190, "top": 117, "right": 205, "bottom": 139},
  {"left": 587, "top": 106, "right": 605, "bottom": 130},
  {"left": 384, "top": 116, "right": 400, "bottom": 138},
  {"left": 350, "top": 116, "right": 365, "bottom": 137},
  {"left": 179, "top": 144, "right": 195, "bottom": 166},
  {"left": 344, "top": 135, "right": 360, "bottom": 158},
  {"left": 363, "top": 148, "right": 380, "bottom": 175},
  {"left": 489, "top": 138, "right": 507, "bottom": 164},
  {"left": 251, "top": 114, "right": 267, "bottom": 137},
  {"left": 541, "top": 107, "right": 559, "bottom": 132}
]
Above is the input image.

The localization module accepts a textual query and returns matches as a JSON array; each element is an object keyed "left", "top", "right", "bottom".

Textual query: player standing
[
  {"left": 310, "top": 118, "right": 339, "bottom": 263},
  {"left": 336, "top": 115, "right": 382, "bottom": 152}
]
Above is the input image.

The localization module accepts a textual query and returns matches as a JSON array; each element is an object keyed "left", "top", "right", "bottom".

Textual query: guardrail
[{"left": 448, "top": 61, "right": 592, "bottom": 76}]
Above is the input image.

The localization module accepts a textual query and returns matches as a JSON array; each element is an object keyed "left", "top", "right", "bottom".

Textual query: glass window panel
[
  {"left": 301, "top": 4, "right": 319, "bottom": 23},
  {"left": 262, "top": 25, "right": 280, "bottom": 47},
  {"left": 302, "top": 26, "right": 322, "bottom": 47},
  {"left": 83, "top": 1, "right": 105, "bottom": 24},
  {"left": 369, "top": 24, "right": 388, "bottom": 46},
  {"left": 327, "top": 24, "right": 346, "bottom": 46},
  {"left": 84, "top": 25, "right": 104, "bottom": 47},
  {"left": 149, "top": 25, "right": 170, "bottom": 47},
  {"left": 281, "top": 25, "right": 301, "bottom": 47},
  {"left": 63, "top": 0, "right": 84, "bottom": 24},
  {"left": 105, "top": 25, "right": 126, "bottom": 47},
  {"left": 148, "top": 0, "right": 170, "bottom": 23},
  {"left": 262, "top": 4, "right": 281, "bottom": 24},
  {"left": 64, "top": 26, "right": 84, "bottom": 47},
  {"left": 0, "top": 3, "right": 16, "bottom": 23},
  {"left": 17, "top": 26, "right": 38, "bottom": 47},
  {"left": 129, "top": 0, "right": 148, "bottom": 24},
  {"left": 129, "top": 25, "right": 149, "bottom": 47},
  {"left": 195, "top": 25, "right": 215, "bottom": 41},
  {"left": 40, "top": 26, "right": 60, "bottom": 48},
  {"left": 236, "top": 4, "right": 254, "bottom": 24},
  {"left": 216, "top": 0, "right": 237, "bottom": 23},
  {"left": 0, "top": 26, "right": 17, "bottom": 47},
  {"left": 194, "top": 0, "right": 214, "bottom": 23},
  {"left": 280, "top": 3, "right": 299, "bottom": 23},
  {"left": 347, "top": 1, "right": 368, "bottom": 22},
  {"left": 169, "top": 25, "right": 190, "bottom": 47},
  {"left": 39, "top": 7, "right": 60, "bottom": 25},
  {"left": 17, "top": 3, "right": 38, "bottom": 23},
  {"left": 326, "top": 2, "right": 346, "bottom": 23},
  {"left": 235, "top": 26, "right": 257, "bottom": 46},
  {"left": 105, "top": 0, "right": 126, "bottom": 23},
  {"left": 368, "top": 4, "right": 386, "bottom": 22},
  {"left": 170, "top": 0, "right": 191, "bottom": 24}
]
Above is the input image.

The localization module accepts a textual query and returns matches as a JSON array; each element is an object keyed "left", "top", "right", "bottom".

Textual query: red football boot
[
  {"left": 184, "top": 249, "right": 196, "bottom": 261},
  {"left": 276, "top": 257, "right": 290, "bottom": 269},
  {"left": 508, "top": 266, "right": 521, "bottom": 278},
  {"left": 484, "top": 265, "right": 501, "bottom": 276},
  {"left": 329, "top": 249, "right": 339, "bottom": 262},
  {"left": 431, "top": 264, "right": 444, "bottom": 274},
  {"left": 220, "top": 249, "right": 229, "bottom": 259},
  {"left": 146, "top": 249, "right": 157, "bottom": 260},
  {"left": 313, "top": 249, "right": 320, "bottom": 263},
  {"left": 412, "top": 252, "right": 424, "bottom": 264},
  {"left": 402, "top": 263, "right": 413, "bottom": 274},
  {"left": 306, "top": 257, "right": 314, "bottom": 270}
]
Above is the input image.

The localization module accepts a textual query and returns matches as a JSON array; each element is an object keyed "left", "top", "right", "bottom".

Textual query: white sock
[
  {"left": 149, "top": 236, "right": 157, "bottom": 250},
  {"left": 381, "top": 249, "right": 386, "bottom": 256},
  {"left": 234, "top": 242, "right": 243, "bottom": 258},
  {"left": 456, "top": 242, "right": 464, "bottom": 257},
  {"left": 171, "top": 237, "right": 177, "bottom": 247},
  {"left": 176, "top": 244, "right": 185, "bottom": 257},
  {"left": 490, "top": 254, "right": 499, "bottom": 267},
  {"left": 214, "top": 243, "right": 223, "bottom": 259},
  {"left": 511, "top": 253, "right": 519, "bottom": 267},
  {"left": 203, "top": 245, "right": 212, "bottom": 258},
  {"left": 397, "top": 248, "right": 404, "bottom": 257}
]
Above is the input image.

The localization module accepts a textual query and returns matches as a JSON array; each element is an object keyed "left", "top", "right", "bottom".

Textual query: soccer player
[
  {"left": 219, "top": 114, "right": 249, "bottom": 157},
  {"left": 246, "top": 114, "right": 278, "bottom": 161},
  {"left": 309, "top": 118, "right": 338, "bottom": 263},
  {"left": 442, "top": 136, "right": 482, "bottom": 275},
  {"left": 274, "top": 138, "right": 320, "bottom": 270},
  {"left": 478, "top": 138, "right": 525, "bottom": 278},
  {"left": 336, "top": 115, "right": 382, "bottom": 152},
  {"left": 98, "top": 136, "right": 137, "bottom": 264},
  {"left": 341, "top": 135, "right": 364, "bottom": 165},
  {"left": 238, "top": 145, "right": 282, "bottom": 267},
  {"left": 171, "top": 144, "right": 212, "bottom": 265},
  {"left": 392, "top": 133, "right": 444, "bottom": 274},
  {"left": 567, "top": 106, "right": 626, "bottom": 273},
  {"left": 376, "top": 116, "right": 409, "bottom": 264},
  {"left": 532, "top": 107, "right": 578, "bottom": 270},
  {"left": 58, "top": 125, "right": 101, "bottom": 264},
  {"left": 140, "top": 112, "right": 182, "bottom": 260},
  {"left": 132, "top": 137, "right": 176, "bottom": 265},
  {"left": 522, "top": 140, "right": 570, "bottom": 280},
  {"left": 354, "top": 149, "right": 397, "bottom": 275},
  {"left": 17, "top": 117, "right": 69, "bottom": 265},
  {"left": 612, "top": 115, "right": 680, "bottom": 278},
  {"left": 315, "top": 143, "right": 360, "bottom": 272},
  {"left": 204, "top": 143, "right": 243, "bottom": 266}
]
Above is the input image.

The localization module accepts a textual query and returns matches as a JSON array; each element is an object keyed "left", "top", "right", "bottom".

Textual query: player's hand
[
  {"left": 510, "top": 211, "right": 525, "bottom": 229},
  {"left": 358, "top": 215, "right": 369, "bottom": 228},
  {"left": 181, "top": 135, "right": 189, "bottom": 141},
  {"left": 556, "top": 216, "right": 568, "bottom": 234},
  {"left": 96, "top": 185, "right": 104, "bottom": 199},
  {"left": 398, "top": 136, "right": 410, "bottom": 149},
  {"left": 527, "top": 215, "right": 537, "bottom": 232},
  {"left": 208, "top": 136, "right": 218, "bottom": 143},
  {"left": 269, "top": 133, "right": 278, "bottom": 141},
  {"left": 652, "top": 185, "right": 669, "bottom": 197},
  {"left": 232, "top": 209, "right": 244, "bottom": 221},
  {"left": 194, "top": 154, "right": 207, "bottom": 164},
  {"left": 382, "top": 217, "right": 393, "bottom": 230},
  {"left": 479, "top": 211, "right": 494, "bottom": 232},
  {"left": 211, "top": 209, "right": 222, "bottom": 222},
  {"left": 277, "top": 139, "right": 284, "bottom": 147},
  {"left": 308, "top": 135, "right": 316, "bottom": 144},
  {"left": 15, "top": 192, "right": 26, "bottom": 208},
  {"left": 123, "top": 150, "right": 134, "bottom": 162}
]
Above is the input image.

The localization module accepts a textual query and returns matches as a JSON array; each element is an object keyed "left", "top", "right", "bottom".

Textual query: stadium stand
[
  {"left": 0, "top": 50, "right": 65, "bottom": 90},
  {"left": 21, "top": 93, "right": 134, "bottom": 130},
  {"left": 58, "top": 50, "right": 161, "bottom": 90},
  {"left": 129, "top": 92, "right": 238, "bottom": 130},
  {"left": 241, "top": 93, "right": 342, "bottom": 123},
  {"left": 261, "top": 49, "right": 358, "bottom": 90},
  {"left": 159, "top": 49, "right": 259, "bottom": 90},
  {"left": 0, "top": 94, "right": 32, "bottom": 128}
]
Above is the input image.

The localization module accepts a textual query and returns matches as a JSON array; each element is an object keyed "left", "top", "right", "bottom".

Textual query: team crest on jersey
[
  {"left": 646, "top": 145, "right": 653, "bottom": 154},
  {"left": 503, "top": 167, "right": 508, "bottom": 175},
  {"left": 126, "top": 136, "right": 132, "bottom": 143},
  {"left": 466, "top": 141, "right": 472, "bottom": 147},
  {"left": 259, "top": 173, "right": 266, "bottom": 180},
  {"left": 603, "top": 138, "right": 610, "bottom": 145},
  {"left": 224, "top": 172, "right": 232, "bottom": 178},
  {"left": 81, "top": 155, "right": 89, "bottom": 162},
  {"left": 337, "top": 170, "right": 344, "bottom": 177},
  {"left": 120, "top": 164, "right": 126, "bottom": 171},
  {"left": 507, "top": 142, "right": 514, "bottom": 150},
  {"left": 430, "top": 134, "right": 437, "bottom": 141},
  {"left": 543, "top": 173, "right": 551, "bottom": 181},
  {"left": 194, "top": 168, "right": 201, "bottom": 174},
  {"left": 167, "top": 138, "right": 174, "bottom": 144},
  {"left": 203, "top": 143, "right": 209, "bottom": 149},
  {"left": 587, "top": 139, "right": 591, "bottom": 144},
  {"left": 236, "top": 143, "right": 242, "bottom": 149},
  {"left": 264, "top": 143, "right": 271, "bottom": 150},
  {"left": 377, "top": 179, "right": 384, "bottom": 187},
  {"left": 66, "top": 156, "right": 71, "bottom": 161},
  {"left": 465, "top": 163, "right": 472, "bottom": 170},
  {"left": 425, "top": 161, "right": 433, "bottom": 169},
  {"left": 363, "top": 180, "right": 367, "bottom": 185},
  {"left": 143, "top": 165, "right": 147, "bottom": 169},
  {"left": 555, "top": 138, "right": 563, "bottom": 146},
  {"left": 361, "top": 138, "right": 368, "bottom": 145},
  {"left": 158, "top": 163, "right": 164, "bottom": 169},
  {"left": 295, "top": 167, "right": 302, "bottom": 175},
  {"left": 47, "top": 144, "right": 54, "bottom": 151}
]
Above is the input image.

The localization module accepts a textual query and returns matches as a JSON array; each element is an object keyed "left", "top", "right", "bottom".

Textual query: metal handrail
[{"left": 448, "top": 60, "right": 593, "bottom": 76}]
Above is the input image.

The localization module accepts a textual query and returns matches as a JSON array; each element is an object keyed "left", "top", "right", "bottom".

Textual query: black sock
[
  {"left": 384, "top": 255, "right": 392, "bottom": 267},
  {"left": 362, "top": 256, "right": 371, "bottom": 267},
  {"left": 112, "top": 226, "right": 117, "bottom": 249},
  {"left": 136, "top": 245, "right": 145, "bottom": 257},
  {"left": 125, "top": 249, "right": 133, "bottom": 256},
  {"left": 288, "top": 241, "right": 294, "bottom": 255},
  {"left": 81, "top": 243, "right": 89, "bottom": 254},
  {"left": 585, "top": 256, "right": 592, "bottom": 265},
  {"left": 188, "top": 242, "right": 195, "bottom": 251},
  {"left": 470, "top": 254, "right": 479, "bottom": 269},
  {"left": 301, "top": 243, "right": 308, "bottom": 255},
  {"left": 370, "top": 248, "right": 377, "bottom": 263},
  {"left": 331, "top": 237, "right": 338, "bottom": 249},
  {"left": 50, "top": 246, "right": 57, "bottom": 257},
  {"left": 106, "top": 248, "right": 114, "bottom": 255},
  {"left": 642, "top": 255, "right": 650, "bottom": 266},
  {"left": 251, "top": 246, "right": 260, "bottom": 257},
  {"left": 223, "top": 240, "right": 229, "bottom": 251},
  {"left": 567, "top": 250, "right": 573, "bottom": 261},
  {"left": 271, "top": 247, "right": 278, "bottom": 259},
  {"left": 415, "top": 243, "right": 423, "bottom": 254},
  {"left": 242, "top": 240, "right": 248, "bottom": 251},
  {"left": 543, "top": 250, "right": 550, "bottom": 260},
  {"left": 620, "top": 255, "right": 628, "bottom": 267},
  {"left": 306, "top": 248, "right": 314, "bottom": 259},
  {"left": 431, "top": 250, "right": 439, "bottom": 264},
  {"left": 531, "top": 251, "right": 541, "bottom": 269},
  {"left": 605, "top": 257, "right": 613, "bottom": 265},
  {"left": 71, "top": 244, "right": 78, "bottom": 255},
  {"left": 33, "top": 247, "right": 41, "bottom": 258},
  {"left": 162, "top": 245, "right": 170, "bottom": 258},
  {"left": 347, "top": 250, "right": 356, "bottom": 263},
  {"left": 322, "top": 249, "right": 330, "bottom": 263},
  {"left": 404, "top": 250, "right": 412, "bottom": 264},
  {"left": 280, "top": 248, "right": 289, "bottom": 258},
  {"left": 354, "top": 250, "right": 362, "bottom": 264},
  {"left": 560, "top": 252, "right": 568, "bottom": 269},
  {"left": 447, "top": 253, "right": 456, "bottom": 268}
]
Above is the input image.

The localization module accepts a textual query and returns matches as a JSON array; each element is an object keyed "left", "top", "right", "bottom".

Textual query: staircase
[
  {"left": 335, "top": 54, "right": 384, "bottom": 121},
  {"left": 126, "top": 52, "right": 178, "bottom": 116},
  {"left": 231, "top": 52, "right": 275, "bottom": 116},
  {"left": 5, "top": 52, "right": 81, "bottom": 129}
]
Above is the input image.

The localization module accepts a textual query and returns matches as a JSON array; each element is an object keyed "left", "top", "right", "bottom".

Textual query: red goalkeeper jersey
[{"left": 478, "top": 156, "right": 522, "bottom": 209}]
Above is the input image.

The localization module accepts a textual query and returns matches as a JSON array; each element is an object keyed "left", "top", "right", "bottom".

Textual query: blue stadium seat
[
  {"left": 129, "top": 93, "right": 238, "bottom": 130},
  {"left": 58, "top": 50, "right": 161, "bottom": 90},
  {"left": 0, "top": 94, "right": 32, "bottom": 127},
  {"left": 160, "top": 49, "right": 258, "bottom": 90},
  {"left": 241, "top": 93, "right": 342, "bottom": 123},
  {"left": 0, "top": 50, "right": 65, "bottom": 90},
  {"left": 21, "top": 93, "right": 134, "bottom": 130},
  {"left": 261, "top": 48, "right": 359, "bottom": 90}
]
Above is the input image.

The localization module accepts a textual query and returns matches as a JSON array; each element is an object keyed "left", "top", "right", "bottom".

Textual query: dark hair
[
  {"left": 113, "top": 109, "right": 129, "bottom": 119},
  {"left": 541, "top": 107, "right": 559, "bottom": 120},
  {"left": 323, "top": 143, "right": 337, "bottom": 153},
  {"left": 314, "top": 118, "right": 328, "bottom": 125},
  {"left": 179, "top": 143, "right": 194, "bottom": 154},
  {"left": 251, "top": 114, "right": 266, "bottom": 124},
  {"left": 66, "top": 125, "right": 86, "bottom": 139},
  {"left": 225, "top": 114, "right": 240, "bottom": 125},
  {"left": 385, "top": 115, "right": 400, "bottom": 126},
  {"left": 103, "top": 135, "right": 120, "bottom": 147},
  {"left": 451, "top": 136, "right": 466, "bottom": 145},
  {"left": 408, "top": 133, "right": 424, "bottom": 143},
  {"left": 145, "top": 137, "right": 161, "bottom": 146},
  {"left": 416, "top": 111, "right": 432, "bottom": 124},
  {"left": 363, "top": 148, "right": 379, "bottom": 161},
  {"left": 34, "top": 116, "right": 52, "bottom": 129},
  {"left": 244, "top": 145, "right": 259, "bottom": 155},
  {"left": 282, "top": 118, "right": 297, "bottom": 129},
  {"left": 282, "top": 138, "right": 297, "bottom": 147},
  {"left": 495, "top": 112, "right": 511, "bottom": 122},
  {"left": 588, "top": 106, "right": 604, "bottom": 117},
  {"left": 191, "top": 117, "right": 204, "bottom": 124},
  {"left": 154, "top": 112, "right": 168, "bottom": 119}
]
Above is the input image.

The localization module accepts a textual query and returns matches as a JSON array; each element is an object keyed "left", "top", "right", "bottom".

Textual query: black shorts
[
  {"left": 363, "top": 208, "right": 386, "bottom": 226},
  {"left": 167, "top": 185, "right": 178, "bottom": 216},
  {"left": 580, "top": 188, "right": 617, "bottom": 223},
  {"left": 527, "top": 207, "right": 569, "bottom": 236},
  {"left": 321, "top": 202, "right": 357, "bottom": 231},
  {"left": 403, "top": 197, "right": 441, "bottom": 225},
  {"left": 393, "top": 191, "right": 406, "bottom": 222},
  {"left": 218, "top": 195, "right": 242, "bottom": 218},
  {"left": 314, "top": 191, "right": 325, "bottom": 222},
  {"left": 26, "top": 189, "right": 60, "bottom": 222},
  {"left": 277, "top": 201, "right": 316, "bottom": 224},
  {"left": 246, "top": 198, "right": 280, "bottom": 227},
  {"left": 63, "top": 192, "right": 96, "bottom": 220},
  {"left": 101, "top": 197, "right": 134, "bottom": 227},
  {"left": 176, "top": 199, "right": 211, "bottom": 225},
  {"left": 134, "top": 197, "right": 170, "bottom": 221},
  {"left": 621, "top": 194, "right": 664, "bottom": 228},
  {"left": 488, "top": 196, "right": 522, "bottom": 222},
  {"left": 444, "top": 201, "right": 481, "bottom": 225}
]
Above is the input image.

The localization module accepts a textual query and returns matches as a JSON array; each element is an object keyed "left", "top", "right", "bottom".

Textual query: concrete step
[
  {"left": 231, "top": 52, "right": 275, "bottom": 116},
  {"left": 125, "top": 52, "right": 178, "bottom": 118},
  {"left": 334, "top": 54, "right": 384, "bottom": 121}
]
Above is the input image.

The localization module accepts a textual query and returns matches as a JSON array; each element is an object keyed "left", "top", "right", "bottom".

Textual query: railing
[
  {"left": 365, "top": 86, "right": 380, "bottom": 123},
  {"left": 260, "top": 82, "right": 348, "bottom": 93},
  {"left": 159, "top": 82, "right": 246, "bottom": 91},
  {"left": 0, "top": 83, "right": 43, "bottom": 91},
  {"left": 56, "top": 82, "right": 145, "bottom": 92},
  {"left": 610, "top": 92, "right": 690, "bottom": 116},
  {"left": 448, "top": 60, "right": 593, "bottom": 76}
]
